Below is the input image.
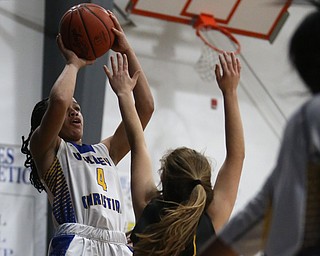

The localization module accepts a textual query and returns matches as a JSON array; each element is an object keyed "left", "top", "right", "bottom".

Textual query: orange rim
[{"left": 195, "top": 23, "right": 241, "bottom": 55}]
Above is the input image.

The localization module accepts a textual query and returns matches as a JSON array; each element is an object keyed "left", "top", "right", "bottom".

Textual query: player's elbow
[
  {"left": 143, "top": 96, "right": 155, "bottom": 117},
  {"left": 234, "top": 145, "right": 246, "bottom": 164},
  {"left": 239, "top": 149, "right": 245, "bottom": 163},
  {"left": 138, "top": 99, "right": 155, "bottom": 127}
]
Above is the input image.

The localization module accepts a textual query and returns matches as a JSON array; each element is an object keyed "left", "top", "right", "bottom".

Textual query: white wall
[
  {"left": 0, "top": 0, "right": 315, "bottom": 227},
  {"left": 0, "top": 0, "right": 44, "bottom": 145},
  {"left": 0, "top": 2, "right": 46, "bottom": 255}
]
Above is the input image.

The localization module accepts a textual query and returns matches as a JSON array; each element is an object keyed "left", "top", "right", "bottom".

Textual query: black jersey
[{"left": 130, "top": 198, "right": 215, "bottom": 255}]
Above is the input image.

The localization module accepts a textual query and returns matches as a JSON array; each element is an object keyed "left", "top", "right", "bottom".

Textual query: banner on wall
[{"left": 0, "top": 144, "right": 47, "bottom": 256}]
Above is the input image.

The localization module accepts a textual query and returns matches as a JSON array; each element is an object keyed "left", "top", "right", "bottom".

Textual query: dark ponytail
[{"left": 21, "top": 98, "right": 49, "bottom": 192}]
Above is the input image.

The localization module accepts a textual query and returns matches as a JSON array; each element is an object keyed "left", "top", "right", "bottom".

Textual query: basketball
[{"left": 59, "top": 3, "right": 115, "bottom": 60}]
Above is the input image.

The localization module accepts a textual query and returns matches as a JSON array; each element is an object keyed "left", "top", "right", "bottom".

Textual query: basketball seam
[
  {"left": 67, "top": 11, "right": 73, "bottom": 53},
  {"left": 59, "top": 10, "right": 73, "bottom": 52},
  {"left": 81, "top": 5, "right": 96, "bottom": 59},
  {"left": 85, "top": 5, "right": 112, "bottom": 55}
]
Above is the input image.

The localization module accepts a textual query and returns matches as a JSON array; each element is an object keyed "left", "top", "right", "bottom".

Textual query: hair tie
[{"left": 192, "top": 179, "right": 202, "bottom": 187}]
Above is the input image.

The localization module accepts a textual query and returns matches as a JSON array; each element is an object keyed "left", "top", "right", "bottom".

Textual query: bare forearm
[
  {"left": 49, "top": 64, "right": 79, "bottom": 106},
  {"left": 123, "top": 48, "right": 144, "bottom": 80},
  {"left": 117, "top": 92, "right": 144, "bottom": 147},
  {"left": 124, "top": 48, "right": 154, "bottom": 126},
  {"left": 50, "top": 34, "right": 89, "bottom": 107},
  {"left": 200, "top": 238, "right": 238, "bottom": 256},
  {"left": 117, "top": 91, "right": 156, "bottom": 218},
  {"left": 209, "top": 89, "right": 245, "bottom": 229},
  {"left": 223, "top": 90, "right": 245, "bottom": 160}
]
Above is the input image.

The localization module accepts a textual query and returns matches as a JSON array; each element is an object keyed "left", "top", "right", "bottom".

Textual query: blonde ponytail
[{"left": 134, "top": 184, "right": 207, "bottom": 255}]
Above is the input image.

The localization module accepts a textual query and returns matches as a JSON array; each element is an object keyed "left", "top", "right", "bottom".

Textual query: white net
[
  {"left": 194, "top": 44, "right": 219, "bottom": 82},
  {"left": 194, "top": 26, "right": 241, "bottom": 82}
]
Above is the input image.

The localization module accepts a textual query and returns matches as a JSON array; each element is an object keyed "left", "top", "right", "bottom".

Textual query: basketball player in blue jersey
[
  {"left": 105, "top": 50, "right": 244, "bottom": 255},
  {"left": 21, "top": 12, "right": 153, "bottom": 256}
]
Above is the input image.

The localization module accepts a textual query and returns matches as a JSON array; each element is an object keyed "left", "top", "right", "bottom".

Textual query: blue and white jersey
[{"left": 42, "top": 140, "right": 127, "bottom": 232}]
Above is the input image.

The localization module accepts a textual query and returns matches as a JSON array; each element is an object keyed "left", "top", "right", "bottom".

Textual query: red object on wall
[{"left": 211, "top": 98, "right": 217, "bottom": 109}]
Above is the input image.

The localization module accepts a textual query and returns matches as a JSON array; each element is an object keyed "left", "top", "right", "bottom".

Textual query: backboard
[{"left": 126, "top": 0, "right": 292, "bottom": 43}]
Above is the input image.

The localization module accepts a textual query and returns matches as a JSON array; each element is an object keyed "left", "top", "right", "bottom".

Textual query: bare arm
[
  {"left": 102, "top": 11, "right": 154, "bottom": 165},
  {"left": 200, "top": 237, "right": 238, "bottom": 256},
  {"left": 207, "top": 52, "right": 245, "bottom": 232},
  {"left": 104, "top": 53, "right": 157, "bottom": 221},
  {"left": 30, "top": 35, "right": 94, "bottom": 175}
]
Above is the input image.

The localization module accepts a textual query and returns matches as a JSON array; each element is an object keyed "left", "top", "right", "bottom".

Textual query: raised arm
[
  {"left": 104, "top": 53, "right": 157, "bottom": 221},
  {"left": 30, "top": 35, "right": 94, "bottom": 175},
  {"left": 207, "top": 52, "right": 245, "bottom": 232},
  {"left": 102, "top": 11, "right": 154, "bottom": 165}
]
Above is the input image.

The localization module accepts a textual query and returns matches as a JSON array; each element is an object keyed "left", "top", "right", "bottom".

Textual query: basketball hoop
[
  {"left": 193, "top": 13, "right": 241, "bottom": 82},
  {"left": 194, "top": 13, "right": 241, "bottom": 54}
]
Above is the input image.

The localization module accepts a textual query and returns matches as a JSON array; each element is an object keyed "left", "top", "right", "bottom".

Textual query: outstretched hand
[
  {"left": 107, "top": 10, "right": 131, "bottom": 53},
  {"left": 56, "top": 34, "right": 95, "bottom": 69},
  {"left": 104, "top": 53, "right": 140, "bottom": 95},
  {"left": 215, "top": 52, "right": 241, "bottom": 93}
]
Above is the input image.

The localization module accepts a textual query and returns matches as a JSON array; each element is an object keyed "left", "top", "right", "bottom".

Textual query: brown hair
[{"left": 134, "top": 147, "right": 213, "bottom": 255}]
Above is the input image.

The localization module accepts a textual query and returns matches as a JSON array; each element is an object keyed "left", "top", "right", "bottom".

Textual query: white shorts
[{"left": 48, "top": 223, "right": 133, "bottom": 256}]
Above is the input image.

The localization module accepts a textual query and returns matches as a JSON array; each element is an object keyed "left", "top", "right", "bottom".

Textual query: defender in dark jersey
[
  {"left": 131, "top": 198, "right": 215, "bottom": 255},
  {"left": 106, "top": 51, "right": 244, "bottom": 255}
]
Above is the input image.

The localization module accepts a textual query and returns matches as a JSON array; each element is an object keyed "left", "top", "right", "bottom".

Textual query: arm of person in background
[
  {"left": 200, "top": 174, "right": 274, "bottom": 256},
  {"left": 30, "top": 34, "right": 94, "bottom": 176},
  {"left": 200, "top": 238, "right": 238, "bottom": 256},
  {"left": 102, "top": 11, "right": 154, "bottom": 166},
  {"left": 207, "top": 52, "right": 245, "bottom": 232},
  {"left": 104, "top": 53, "right": 157, "bottom": 222}
]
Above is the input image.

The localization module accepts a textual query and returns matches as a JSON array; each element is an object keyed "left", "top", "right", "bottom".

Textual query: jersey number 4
[{"left": 97, "top": 168, "right": 107, "bottom": 191}]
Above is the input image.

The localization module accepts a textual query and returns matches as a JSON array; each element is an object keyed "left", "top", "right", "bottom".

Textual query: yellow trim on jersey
[
  {"left": 193, "top": 234, "right": 197, "bottom": 255},
  {"left": 262, "top": 200, "right": 273, "bottom": 248}
]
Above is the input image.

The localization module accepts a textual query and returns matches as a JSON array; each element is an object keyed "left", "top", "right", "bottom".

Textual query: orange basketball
[{"left": 59, "top": 3, "right": 115, "bottom": 60}]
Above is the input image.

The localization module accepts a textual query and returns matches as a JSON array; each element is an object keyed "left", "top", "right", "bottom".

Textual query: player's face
[{"left": 59, "top": 99, "right": 84, "bottom": 144}]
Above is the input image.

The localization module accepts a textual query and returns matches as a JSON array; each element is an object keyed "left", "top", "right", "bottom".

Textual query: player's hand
[
  {"left": 215, "top": 52, "right": 241, "bottom": 93},
  {"left": 103, "top": 53, "right": 140, "bottom": 95},
  {"left": 107, "top": 10, "right": 131, "bottom": 53},
  {"left": 56, "top": 34, "right": 95, "bottom": 69}
]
